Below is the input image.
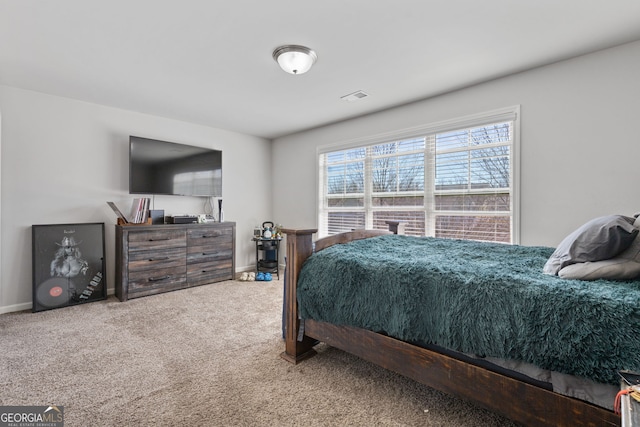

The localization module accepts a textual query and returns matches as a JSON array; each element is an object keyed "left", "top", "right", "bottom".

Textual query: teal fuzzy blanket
[{"left": 297, "top": 234, "right": 640, "bottom": 385}]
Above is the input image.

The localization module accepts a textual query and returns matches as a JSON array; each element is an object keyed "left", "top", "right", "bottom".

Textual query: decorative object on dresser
[
  {"left": 32, "top": 222, "right": 106, "bottom": 312},
  {"left": 117, "top": 218, "right": 151, "bottom": 226},
  {"left": 167, "top": 215, "right": 199, "bottom": 224},
  {"left": 149, "top": 209, "right": 165, "bottom": 225},
  {"left": 115, "top": 222, "right": 235, "bottom": 301},
  {"left": 107, "top": 200, "right": 153, "bottom": 225}
]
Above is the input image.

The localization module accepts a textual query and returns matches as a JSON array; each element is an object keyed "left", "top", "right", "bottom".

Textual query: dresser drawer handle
[
  {"left": 149, "top": 275, "right": 171, "bottom": 282},
  {"left": 149, "top": 237, "right": 171, "bottom": 241},
  {"left": 149, "top": 257, "right": 170, "bottom": 261}
]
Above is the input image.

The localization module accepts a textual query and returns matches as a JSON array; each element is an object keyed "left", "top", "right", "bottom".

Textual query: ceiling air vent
[{"left": 340, "top": 90, "right": 369, "bottom": 102}]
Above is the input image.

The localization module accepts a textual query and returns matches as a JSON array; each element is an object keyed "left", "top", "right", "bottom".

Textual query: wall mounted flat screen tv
[{"left": 129, "top": 136, "right": 222, "bottom": 197}]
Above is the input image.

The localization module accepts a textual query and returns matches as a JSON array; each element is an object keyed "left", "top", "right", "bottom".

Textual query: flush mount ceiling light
[{"left": 272, "top": 45, "right": 317, "bottom": 75}]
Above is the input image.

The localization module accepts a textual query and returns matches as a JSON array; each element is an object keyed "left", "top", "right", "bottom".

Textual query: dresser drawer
[
  {"left": 128, "top": 229, "right": 186, "bottom": 252},
  {"left": 187, "top": 227, "right": 232, "bottom": 242},
  {"left": 128, "top": 266, "right": 187, "bottom": 294},
  {"left": 187, "top": 227, "right": 232, "bottom": 264},
  {"left": 187, "top": 242, "right": 233, "bottom": 264},
  {"left": 187, "top": 259, "right": 233, "bottom": 286},
  {"left": 128, "top": 247, "right": 186, "bottom": 272}
]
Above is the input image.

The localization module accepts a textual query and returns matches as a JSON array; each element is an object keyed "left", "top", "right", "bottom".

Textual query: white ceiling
[{"left": 1, "top": 1, "right": 640, "bottom": 139}]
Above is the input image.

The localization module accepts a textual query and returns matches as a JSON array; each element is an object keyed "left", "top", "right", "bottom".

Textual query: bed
[{"left": 279, "top": 224, "right": 640, "bottom": 427}]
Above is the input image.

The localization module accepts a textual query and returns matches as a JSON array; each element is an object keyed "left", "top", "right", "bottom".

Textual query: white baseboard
[
  {"left": 0, "top": 302, "right": 32, "bottom": 314},
  {"left": 0, "top": 288, "right": 117, "bottom": 315},
  {"left": 0, "top": 274, "right": 279, "bottom": 315}
]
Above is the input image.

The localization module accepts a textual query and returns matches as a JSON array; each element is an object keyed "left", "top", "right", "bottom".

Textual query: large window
[{"left": 318, "top": 107, "right": 519, "bottom": 243}]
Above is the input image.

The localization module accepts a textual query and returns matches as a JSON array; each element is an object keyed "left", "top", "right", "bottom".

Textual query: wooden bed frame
[{"left": 280, "top": 227, "right": 619, "bottom": 427}]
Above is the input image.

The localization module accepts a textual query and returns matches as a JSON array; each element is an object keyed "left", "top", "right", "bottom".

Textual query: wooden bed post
[
  {"left": 280, "top": 228, "right": 318, "bottom": 364},
  {"left": 384, "top": 220, "right": 406, "bottom": 235}
]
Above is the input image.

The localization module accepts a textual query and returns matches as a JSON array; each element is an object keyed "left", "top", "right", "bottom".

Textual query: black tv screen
[{"left": 129, "top": 136, "right": 222, "bottom": 197}]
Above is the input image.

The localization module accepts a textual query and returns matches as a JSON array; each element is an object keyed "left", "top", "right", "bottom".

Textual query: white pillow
[{"left": 558, "top": 215, "right": 640, "bottom": 281}]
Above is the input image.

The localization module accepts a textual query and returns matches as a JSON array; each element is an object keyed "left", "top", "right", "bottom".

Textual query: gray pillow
[
  {"left": 558, "top": 215, "right": 640, "bottom": 280},
  {"left": 543, "top": 215, "right": 638, "bottom": 275}
]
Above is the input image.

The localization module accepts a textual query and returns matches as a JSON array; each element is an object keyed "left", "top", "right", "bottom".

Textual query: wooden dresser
[{"left": 115, "top": 222, "right": 236, "bottom": 301}]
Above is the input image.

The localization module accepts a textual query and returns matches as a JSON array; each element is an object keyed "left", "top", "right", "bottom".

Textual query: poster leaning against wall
[{"left": 32, "top": 222, "right": 106, "bottom": 312}]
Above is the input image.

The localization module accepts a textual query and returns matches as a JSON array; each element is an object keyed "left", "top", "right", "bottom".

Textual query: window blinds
[{"left": 318, "top": 107, "right": 518, "bottom": 243}]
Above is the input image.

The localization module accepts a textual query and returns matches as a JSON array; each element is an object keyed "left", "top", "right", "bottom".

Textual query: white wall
[
  {"left": 0, "top": 86, "right": 272, "bottom": 313},
  {"left": 273, "top": 40, "right": 640, "bottom": 248}
]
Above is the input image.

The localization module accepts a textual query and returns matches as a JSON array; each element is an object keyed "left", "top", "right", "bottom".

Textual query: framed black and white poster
[{"left": 32, "top": 222, "right": 106, "bottom": 312}]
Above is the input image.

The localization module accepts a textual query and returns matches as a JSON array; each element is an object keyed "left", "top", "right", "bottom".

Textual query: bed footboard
[
  {"left": 280, "top": 227, "right": 393, "bottom": 363},
  {"left": 280, "top": 227, "right": 393, "bottom": 362}
]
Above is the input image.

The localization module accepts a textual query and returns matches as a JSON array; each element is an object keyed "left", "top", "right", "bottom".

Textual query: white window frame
[{"left": 317, "top": 106, "right": 521, "bottom": 243}]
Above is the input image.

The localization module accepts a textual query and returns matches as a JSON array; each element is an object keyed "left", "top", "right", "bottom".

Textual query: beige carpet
[{"left": 0, "top": 279, "right": 517, "bottom": 426}]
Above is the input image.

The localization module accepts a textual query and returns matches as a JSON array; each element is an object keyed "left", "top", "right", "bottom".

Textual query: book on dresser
[
  {"left": 115, "top": 222, "right": 236, "bottom": 301},
  {"left": 128, "top": 198, "right": 150, "bottom": 224}
]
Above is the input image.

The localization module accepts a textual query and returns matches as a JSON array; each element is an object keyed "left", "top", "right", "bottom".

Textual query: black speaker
[{"left": 150, "top": 210, "right": 165, "bottom": 225}]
